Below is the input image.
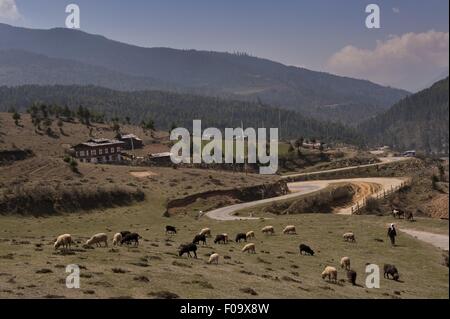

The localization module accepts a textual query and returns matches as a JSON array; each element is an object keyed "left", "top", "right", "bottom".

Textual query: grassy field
[
  {"left": 0, "top": 198, "right": 448, "bottom": 299},
  {"left": 0, "top": 112, "right": 448, "bottom": 299}
]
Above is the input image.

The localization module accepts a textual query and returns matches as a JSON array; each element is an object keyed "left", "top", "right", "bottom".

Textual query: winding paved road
[
  {"left": 206, "top": 156, "right": 410, "bottom": 221},
  {"left": 205, "top": 156, "right": 450, "bottom": 251}
]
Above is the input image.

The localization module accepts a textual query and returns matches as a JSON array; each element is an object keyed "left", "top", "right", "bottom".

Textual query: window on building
[
  {"left": 110, "top": 148, "right": 115, "bottom": 153},
  {"left": 99, "top": 149, "right": 103, "bottom": 155},
  {"left": 92, "top": 150, "right": 97, "bottom": 156},
  {"left": 105, "top": 148, "right": 109, "bottom": 154},
  {"left": 80, "top": 151, "right": 85, "bottom": 156}
]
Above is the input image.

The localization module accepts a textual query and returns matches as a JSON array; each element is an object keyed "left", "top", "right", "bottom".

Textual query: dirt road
[
  {"left": 400, "top": 229, "right": 449, "bottom": 251},
  {"left": 205, "top": 177, "right": 406, "bottom": 220},
  {"left": 281, "top": 157, "right": 408, "bottom": 179}
]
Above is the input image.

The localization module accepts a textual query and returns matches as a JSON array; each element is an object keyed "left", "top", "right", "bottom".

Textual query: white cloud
[
  {"left": 0, "top": 0, "right": 21, "bottom": 22},
  {"left": 392, "top": 7, "right": 400, "bottom": 14},
  {"left": 327, "top": 30, "right": 449, "bottom": 91}
]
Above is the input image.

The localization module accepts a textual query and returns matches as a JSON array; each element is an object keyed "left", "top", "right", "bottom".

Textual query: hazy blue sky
[{"left": 1, "top": 0, "right": 449, "bottom": 90}]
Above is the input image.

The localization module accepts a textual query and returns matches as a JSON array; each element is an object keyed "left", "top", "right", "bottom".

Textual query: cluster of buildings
[
  {"left": 71, "top": 133, "right": 173, "bottom": 165},
  {"left": 72, "top": 133, "right": 143, "bottom": 163}
]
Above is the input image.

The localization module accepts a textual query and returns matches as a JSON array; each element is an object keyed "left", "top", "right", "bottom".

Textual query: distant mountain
[
  {"left": 0, "top": 84, "right": 362, "bottom": 145},
  {"left": 360, "top": 78, "right": 449, "bottom": 154},
  {"left": 0, "top": 50, "right": 176, "bottom": 91},
  {"left": 0, "top": 23, "right": 409, "bottom": 124}
]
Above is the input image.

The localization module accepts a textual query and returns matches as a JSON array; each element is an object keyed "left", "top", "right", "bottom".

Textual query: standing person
[{"left": 387, "top": 223, "right": 397, "bottom": 246}]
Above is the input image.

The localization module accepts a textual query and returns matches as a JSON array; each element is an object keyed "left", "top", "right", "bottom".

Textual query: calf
[
  {"left": 299, "top": 244, "right": 315, "bottom": 256},
  {"left": 383, "top": 264, "right": 400, "bottom": 281},
  {"left": 121, "top": 233, "right": 141, "bottom": 246},
  {"left": 179, "top": 243, "right": 197, "bottom": 258},
  {"left": 166, "top": 225, "right": 177, "bottom": 234},
  {"left": 193, "top": 234, "right": 207, "bottom": 245},
  {"left": 214, "top": 234, "right": 227, "bottom": 244},
  {"left": 235, "top": 233, "right": 247, "bottom": 243}
]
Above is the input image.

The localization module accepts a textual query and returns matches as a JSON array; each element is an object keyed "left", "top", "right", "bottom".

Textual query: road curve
[
  {"left": 206, "top": 157, "right": 410, "bottom": 221},
  {"left": 205, "top": 177, "right": 406, "bottom": 220}
]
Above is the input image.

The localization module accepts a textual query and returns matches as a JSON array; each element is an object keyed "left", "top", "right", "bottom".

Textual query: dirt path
[
  {"left": 400, "top": 229, "right": 449, "bottom": 251},
  {"left": 206, "top": 157, "right": 408, "bottom": 220},
  {"left": 206, "top": 177, "right": 405, "bottom": 220},
  {"left": 281, "top": 156, "right": 409, "bottom": 179}
]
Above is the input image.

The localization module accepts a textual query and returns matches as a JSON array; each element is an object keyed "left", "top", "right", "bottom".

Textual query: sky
[{"left": 1, "top": 0, "right": 449, "bottom": 91}]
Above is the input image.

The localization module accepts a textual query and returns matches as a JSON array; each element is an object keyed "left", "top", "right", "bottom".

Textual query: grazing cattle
[
  {"left": 208, "top": 253, "right": 219, "bottom": 264},
  {"left": 383, "top": 264, "right": 400, "bottom": 281},
  {"left": 120, "top": 231, "right": 131, "bottom": 237},
  {"left": 54, "top": 234, "right": 73, "bottom": 250},
  {"left": 405, "top": 211, "right": 414, "bottom": 221},
  {"left": 166, "top": 225, "right": 177, "bottom": 234},
  {"left": 299, "top": 244, "right": 315, "bottom": 256},
  {"left": 222, "top": 233, "right": 229, "bottom": 243},
  {"left": 112, "top": 233, "right": 122, "bottom": 246},
  {"left": 179, "top": 243, "right": 197, "bottom": 258},
  {"left": 246, "top": 231, "right": 255, "bottom": 239},
  {"left": 193, "top": 234, "right": 207, "bottom": 245},
  {"left": 235, "top": 233, "right": 247, "bottom": 243},
  {"left": 321, "top": 266, "right": 338, "bottom": 283},
  {"left": 199, "top": 228, "right": 212, "bottom": 237},
  {"left": 86, "top": 233, "right": 108, "bottom": 247},
  {"left": 347, "top": 270, "right": 357, "bottom": 285},
  {"left": 121, "top": 233, "right": 141, "bottom": 246},
  {"left": 340, "top": 257, "right": 351, "bottom": 270},
  {"left": 343, "top": 232, "right": 356, "bottom": 242},
  {"left": 282, "top": 225, "right": 297, "bottom": 235},
  {"left": 242, "top": 243, "right": 256, "bottom": 253},
  {"left": 261, "top": 226, "right": 275, "bottom": 235},
  {"left": 214, "top": 234, "right": 227, "bottom": 244},
  {"left": 392, "top": 209, "right": 405, "bottom": 219}
]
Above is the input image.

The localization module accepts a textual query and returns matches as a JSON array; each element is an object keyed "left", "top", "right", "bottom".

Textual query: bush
[{"left": 69, "top": 158, "right": 78, "bottom": 172}]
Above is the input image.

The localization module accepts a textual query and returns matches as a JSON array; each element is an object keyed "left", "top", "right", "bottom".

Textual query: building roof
[
  {"left": 150, "top": 152, "right": 172, "bottom": 158},
  {"left": 73, "top": 139, "right": 125, "bottom": 148},
  {"left": 120, "top": 134, "right": 143, "bottom": 141}
]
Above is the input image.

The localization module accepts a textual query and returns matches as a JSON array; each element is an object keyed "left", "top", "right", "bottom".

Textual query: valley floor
[{"left": 0, "top": 199, "right": 448, "bottom": 299}]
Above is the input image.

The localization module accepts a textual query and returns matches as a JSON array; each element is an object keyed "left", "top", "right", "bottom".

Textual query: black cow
[
  {"left": 120, "top": 231, "right": 131, "bottom": 237},
  {"left": 299, "top": 244, "right": 315, "bottom": 256},
  {"left": 121, "top": 233, "right": 141, "bottom": 246},
  {"left": 214, "top": 234, "right": 226, "bottom": 244},
  {"left": 179, "top": 243, "right": 197, "bottom": 258},
  {"left": 166, "top": 225, "right": 177, "bottom": 234},
  {"left": 235, "top": 233, "right": 247, "bottom": 243},
  {"left": 347, "top": 270, "right": 357, "bottom": 285},
  {"left": 383, "top": 264, "right": 400, "bottom": 281},
  {"left": 193, "top": 234, "right": 207, "bottom": 245}
]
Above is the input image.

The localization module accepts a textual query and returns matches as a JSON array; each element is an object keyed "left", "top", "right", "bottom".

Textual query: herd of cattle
[{"left": 53, "top": 224, "right": 400, "bottom": 286}]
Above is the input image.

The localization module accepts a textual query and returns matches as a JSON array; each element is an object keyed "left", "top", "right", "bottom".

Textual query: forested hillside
[
  {"left": 0, "top": 85, "right": 362, "bottom": 144},
  {"left": 360, "top": 78, "right": 449, "bottom": 154},
  {"left": 0, "top": 23, "right": 409, "bottom": 124}
]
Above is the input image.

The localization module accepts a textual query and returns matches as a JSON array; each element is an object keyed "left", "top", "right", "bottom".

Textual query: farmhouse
[
  {"left": 72, "top": 138, "right": 125, "bottom": 163},
  {"left": 118, "top": 133, "right": 144, "bottom": 150}
]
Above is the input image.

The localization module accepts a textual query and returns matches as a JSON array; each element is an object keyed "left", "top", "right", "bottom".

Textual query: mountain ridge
[{"left": 0, "top": 23, "right": 410, "bottom": 124}]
